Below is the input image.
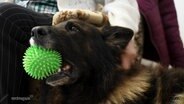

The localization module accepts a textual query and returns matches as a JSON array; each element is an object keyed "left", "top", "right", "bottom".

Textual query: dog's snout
[{"left": 31, "top": 26, "right": 48, "bottom": 37}]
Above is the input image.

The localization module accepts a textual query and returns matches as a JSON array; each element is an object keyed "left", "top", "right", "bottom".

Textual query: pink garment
[{"left": 138, "top": 0, "right": 184, "bottom": 68}]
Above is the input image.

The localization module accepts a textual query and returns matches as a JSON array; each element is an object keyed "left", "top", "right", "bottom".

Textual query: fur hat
[{"left": 52, "top": 9, "right": 108, "bottom": 26}]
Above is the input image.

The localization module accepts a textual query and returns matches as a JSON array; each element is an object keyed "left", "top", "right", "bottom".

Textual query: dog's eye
[
  {"left": 66, "top": 22, "right": 80, "bottom": 32},
  {"left": 71, "top": 26, "right": 79, "bottom": 32}
]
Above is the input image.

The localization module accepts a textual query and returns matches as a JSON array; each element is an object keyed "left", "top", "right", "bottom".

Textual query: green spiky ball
[{"left": 23, "top": 45, "right": 62, "bottom": 80}]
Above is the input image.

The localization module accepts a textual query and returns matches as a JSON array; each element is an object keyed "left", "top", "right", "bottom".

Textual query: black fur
[{"left": 30, "top": 19, "right": 184, "bottom": 104}]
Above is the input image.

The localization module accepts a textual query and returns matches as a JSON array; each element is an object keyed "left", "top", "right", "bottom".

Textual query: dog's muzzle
[{"left": 29, "top": 26, "right": 78, "bottom": 86}]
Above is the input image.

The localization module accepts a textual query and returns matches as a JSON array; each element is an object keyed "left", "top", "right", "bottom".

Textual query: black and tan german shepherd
[{"left": 30, "top": 19, "right": 184, "bottom": 104}]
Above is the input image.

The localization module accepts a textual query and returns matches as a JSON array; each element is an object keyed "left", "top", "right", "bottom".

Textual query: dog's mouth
[
  {"left": 46, "top": 59, "right": 77, "bottom": 86},
  {"left": 30, "top": 37, "right": 79, "bottom": 86}
]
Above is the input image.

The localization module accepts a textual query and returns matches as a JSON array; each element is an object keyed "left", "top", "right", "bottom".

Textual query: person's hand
[{"left": 120, "top": 38, "right": 137, "bottom": 70}]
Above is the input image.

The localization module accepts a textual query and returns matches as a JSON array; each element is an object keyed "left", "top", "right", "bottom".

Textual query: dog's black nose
[{"left": 31, "top": 26, "right": 47, "bottom": 37}]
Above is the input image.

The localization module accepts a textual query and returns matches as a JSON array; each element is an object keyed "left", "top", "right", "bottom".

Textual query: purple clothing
[{"left": 137, "top": 0, "right": 184, "bottom": 68}]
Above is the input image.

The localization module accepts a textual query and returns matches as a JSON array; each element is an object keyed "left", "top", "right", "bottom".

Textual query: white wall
[{"left": 174, "top": 0, "right": 184, "bottom": 46}]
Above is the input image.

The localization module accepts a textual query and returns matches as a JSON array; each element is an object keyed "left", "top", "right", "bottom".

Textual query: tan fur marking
[
  {"left": 173, "top": 92, "right": 184, "bottom": 104},
  {"left": 104, "top": 69, "right": 151, "bottom": 104},
  {"left": 155, "top": 78, "right": 162, "bottom": 104}
]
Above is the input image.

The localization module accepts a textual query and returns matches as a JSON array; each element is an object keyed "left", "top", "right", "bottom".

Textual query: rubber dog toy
[{"left": 23, "top": 45, "right": 62, "bottom": 79}]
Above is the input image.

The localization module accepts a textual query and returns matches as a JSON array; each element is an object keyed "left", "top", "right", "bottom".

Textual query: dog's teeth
[
  {"left": 29, "top": 38, "right": 35, "bottom": 46},
  {"left": 63, "top": 65, "right": 71, "bottom": 71},
  {"left": 58, "top": 68, "right": 61, "bottom": 72}
]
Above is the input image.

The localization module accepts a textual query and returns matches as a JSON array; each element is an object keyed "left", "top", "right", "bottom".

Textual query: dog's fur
[{"left": 30, "top": 19, "right": 184, "bottom": 104}]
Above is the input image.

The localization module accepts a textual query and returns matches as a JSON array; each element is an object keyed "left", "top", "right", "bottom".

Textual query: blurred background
[
  {"left": 0, "top": 0, "right": 183, "bottom": 44},
  {"left": 174, "top": 0, "right": 184, "bottom": 45}
]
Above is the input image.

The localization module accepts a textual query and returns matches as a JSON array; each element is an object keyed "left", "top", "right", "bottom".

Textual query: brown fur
[
  {"left": 28, "top": 20, "right": 184, "bottom": 104},
  {"left": 103, "top": 68, "right": 151, "bottom": 104},
  {"left": 29, "top": 66, "right": 184, "bottom": 104},
  {"left": 173, "top": 93, "right": 184, "bottom": 104}
]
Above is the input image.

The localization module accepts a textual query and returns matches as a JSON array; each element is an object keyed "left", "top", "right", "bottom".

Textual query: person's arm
[{"left": 159, "top": 0, "right": 184, "bottom": 68}]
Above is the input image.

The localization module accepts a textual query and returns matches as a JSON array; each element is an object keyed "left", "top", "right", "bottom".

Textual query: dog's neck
[
  {"left": 61, "top": 66, "right": 123, "bottom": 104},
  {"left": 61, "top": 67, "right": 152, "bottom": 104},
  {"left": 102, "top": 68, "right": 152, "bottom": 104}
]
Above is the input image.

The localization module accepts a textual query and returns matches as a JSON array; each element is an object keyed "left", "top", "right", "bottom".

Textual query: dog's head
[{"left": 30, "top": 19, "right": 133, "bottom": 86}]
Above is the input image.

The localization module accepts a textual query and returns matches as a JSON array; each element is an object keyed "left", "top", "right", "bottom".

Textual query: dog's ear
[{"left": 102, "top": 26, "right": 134, "bottom": 49}]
